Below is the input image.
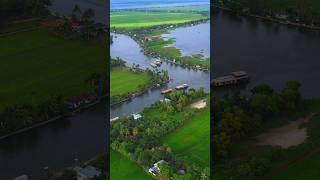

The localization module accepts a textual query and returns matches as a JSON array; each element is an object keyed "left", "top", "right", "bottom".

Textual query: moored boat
[
  {"left": 161, "top": 88, "right": 173, "bottom": 94},
  {"left": 175, "top": 83, "right": 189, "bottom": 90}
]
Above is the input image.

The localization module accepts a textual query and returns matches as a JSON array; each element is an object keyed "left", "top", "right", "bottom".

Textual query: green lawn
[
  {"left": 161, "top": 109, "right": 210, "bottom": 167},
  {"left": 272, "top": 151, "right": 320, "bottom": 180},
  {"left": 0, "top": 27, "right": 106, "bottom": 109},
  {"left": 110, "top": 11, "right": 207, "bottom": 28},
  {"left": 110, "top": 67, "right": 150, "bottom": 96},
  {"left": 110, "top": 150, "right": 153, "bottom": 180}
]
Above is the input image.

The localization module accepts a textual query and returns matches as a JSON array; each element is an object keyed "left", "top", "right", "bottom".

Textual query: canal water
[
  {"left": 213, "top": 9, "right": 320, "bottom": 98},
  {"left": 0, "top": 102, "right": 107, "bottom": 179},
  {"left": 110, "top": 31, "right": 210, "bottom": 118},
  {"left": 162, "top": 23, "right": 210, "bottom": 57}
]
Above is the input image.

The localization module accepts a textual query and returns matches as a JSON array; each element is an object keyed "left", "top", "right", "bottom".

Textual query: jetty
[{"left": 212, "top": 71, "right": 249, "bottom": 87}]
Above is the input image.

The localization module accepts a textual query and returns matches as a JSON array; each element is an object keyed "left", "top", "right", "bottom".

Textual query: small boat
[
  {"left": 161, "top": 88, "right": 173, "bottom": 94},
  {"left": 110, "top": 117, "right": 119, "bottom": 121},
  {"left": 175, "top": 83, "right": 189, "bottom": 90}
]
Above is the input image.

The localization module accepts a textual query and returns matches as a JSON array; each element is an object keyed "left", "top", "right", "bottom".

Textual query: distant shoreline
[{"left": 214, "top": 6, "right": 320, "bottom": 31}]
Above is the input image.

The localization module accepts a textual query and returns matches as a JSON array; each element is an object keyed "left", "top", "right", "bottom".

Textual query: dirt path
[
  {"left": 191, "top": 99, "right": 207, "bottom": 109},
  {"left": 256, "top": 113, "right": 316, "bottom": 148}
]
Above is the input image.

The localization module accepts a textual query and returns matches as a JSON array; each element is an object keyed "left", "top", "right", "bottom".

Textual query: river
[
  {"left": 110, "top": 27, "right": 210, "bottom": 118},
  {"left": 213, "top": 9, "right": 320, "bottom": 98},
  {"left": 0, "top": 102, "right": 106, "bottom": 179}
]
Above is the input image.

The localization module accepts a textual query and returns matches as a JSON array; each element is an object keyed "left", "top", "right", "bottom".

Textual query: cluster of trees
[
  {"left": 57, "top": 5, "right": 106, "bottom": 40},
  {"left": 212, "top": 81, "right": 302, "bottom": 179},
  {"left": 216, "top": 0, "right": 320, "bottom": 26},
  {"left": 0, "top": 96, "right": 65, "bottom": 136},
  {"left": 0, "top": 0, "right": 51, "bottom": 21},
  {"left": 111, "top": 89, "right": 208, "bottom": 179}
]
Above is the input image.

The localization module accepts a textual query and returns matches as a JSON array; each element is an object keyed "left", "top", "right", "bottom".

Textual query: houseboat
[
  {"left": 150, "top": 63, "right": 158, "bottom": 68},
  {"left": 153, "top": 59, "right": 162, "bottom": 66},
  {"left": 161, "top": 88, "right": 173, "bottom": 94},
  {"left": 212, "top": 71, "right": 249, "bottom": 87},
  {"left": 175, "top": 83, "right": 189, "bottom": 90}
]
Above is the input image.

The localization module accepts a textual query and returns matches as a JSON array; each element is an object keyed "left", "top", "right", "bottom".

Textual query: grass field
[
  {"left": 272, "top": 151, "right": 320, "bottom": 180},
  {"left": 161, "top": 109, "right": 210, "bottom": 167},
  {"left": 110, "top": 150, "right": 153, "bottom": 180},
  {"left": 0, "top": 26, "right": 106, "bottom": 109},
  {"left": 110, "top": 11, "right": 207, "bottom": 28},
  {"left": 110, "top": 67, "right": 150, "bottom": 96},
  {"left": 152, "top": 6, "right": 210, "bottom": 12}
]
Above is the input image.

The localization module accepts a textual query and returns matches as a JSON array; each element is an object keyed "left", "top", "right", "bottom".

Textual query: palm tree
[
  {"left": 72, "top": 4, "right": 81, "bottom": 21},
  {"left": 82, "top": 8, "right": 95, "bottom": 39}
]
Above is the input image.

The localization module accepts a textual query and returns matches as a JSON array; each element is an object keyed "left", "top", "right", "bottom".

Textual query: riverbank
[
  {"left": 214, "top": 6, "right": 320, "bottom": 30},
  {"left": 110, "top": 64, "right": 170, "bottom": 107},
  {"left": 0, "top": 95, "right": 107, "bottom": 141}
]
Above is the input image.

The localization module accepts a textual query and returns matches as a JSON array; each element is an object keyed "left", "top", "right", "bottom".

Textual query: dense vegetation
[
  {"left": 0, "top": 0, "right": 51, "bottom": 22},
  {"left": 216, "top": 0, "right": 320, "bottom": 26},
  {"left": 111, "top": 88, "right": 209, "bottom": 179},
  {"left": 212, "top": 81, "right": 320, "bottom": 179}
]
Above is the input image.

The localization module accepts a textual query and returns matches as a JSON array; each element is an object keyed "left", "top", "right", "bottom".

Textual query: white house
[{"left": 132, "top": 113, "right": 142, "bottom": 120}]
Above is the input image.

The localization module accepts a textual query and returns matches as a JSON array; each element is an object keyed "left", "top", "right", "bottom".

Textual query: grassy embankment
[
  {"left": 111, "top": 150, "right": 153, "bottom": 180},
  {"left": 161, "top": 108, "right": 210, "bottom": 167},
  {"left": 0, "top": 19, "right": 107, "bottom": 110},
  {"left": 111, "top": 10, "right": 210, "bottom": 69},
  {"left": 110, "top": 67, "right": 150, "bottom": 97}
]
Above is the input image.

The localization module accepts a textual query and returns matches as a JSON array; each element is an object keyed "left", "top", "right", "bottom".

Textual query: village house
[
  {"left": 148, "top": 160, "right": 166, "bottom": 176},
  {"left": 64, "top": 94, "right": 90, "bottom": 109},
  {"left": 132, "top": 113, "right": 142, "bottom": 120}
]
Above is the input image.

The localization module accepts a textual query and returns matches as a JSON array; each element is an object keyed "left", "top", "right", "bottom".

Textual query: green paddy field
[
  {"left": 161, "top": 109, "right": 210, "bottom": 167},
  {"left": 110, "top": 11, "right": 207, "bottom": 28},
  {"left": 110, "top": 150, "right": 153, "bottom": 180},
  {"left": 272, "top": 151, "right": 320, "bottom": 180},
  {"left": 110, "top": 67, "right": 150, "bottom": 96},
  {"left": 0, "top": 22, "right": 106, "bottom": 109}
]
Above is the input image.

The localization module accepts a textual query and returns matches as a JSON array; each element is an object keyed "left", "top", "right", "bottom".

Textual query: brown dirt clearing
[{"left": 256, "top": 113, "right": 316, "bottom": 148}]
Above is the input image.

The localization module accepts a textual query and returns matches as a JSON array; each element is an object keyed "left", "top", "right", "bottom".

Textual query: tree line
[
  {"left": 0, "top": 72, "right": 107, "bottom": 137},
  {"left": 0, "top": 0, "right": 51, "bottom": 23},
  {"left": 216, "top": 0, "right": 320, "bottom": 26},
  {"left": 212, "top": 80, "right": 302, "bottom": 179}
]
